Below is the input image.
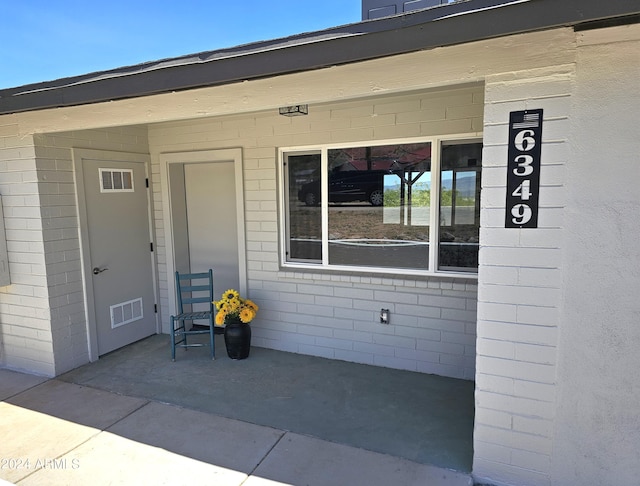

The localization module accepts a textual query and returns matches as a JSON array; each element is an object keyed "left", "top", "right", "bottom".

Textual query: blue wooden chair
[{"left": 170, "top": 269, "right": 215, "bottom": 360}]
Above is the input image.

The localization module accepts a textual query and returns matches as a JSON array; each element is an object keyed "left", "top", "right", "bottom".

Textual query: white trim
[
  {"left": 160, "top": 148, "right": 247, "bottom": 321},
  {"left": 278, "top": 133, "right": 482, "bottom": 279},
  {"left": 321, "top": 147, "right": 329, "bottom": 266},
  {"left": 430, "top": 139, "right": 442, "bottom": 272}
]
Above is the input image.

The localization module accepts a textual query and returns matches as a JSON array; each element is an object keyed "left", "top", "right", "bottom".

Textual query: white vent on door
[
  {"left": 110, "top": 298, "right": 144, "bottom": 328},
  {"left": 99, "top": 168, "right": 134, "bottom": 192}
]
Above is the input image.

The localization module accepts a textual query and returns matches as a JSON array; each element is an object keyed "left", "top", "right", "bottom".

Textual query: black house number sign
[{"left": 505, "top": 109, "right": 543, "bottom": 228}]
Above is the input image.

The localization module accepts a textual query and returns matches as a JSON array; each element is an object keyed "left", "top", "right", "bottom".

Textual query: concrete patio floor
[{"left": 1, "top": 334, "right": 475, "bottom": 485}]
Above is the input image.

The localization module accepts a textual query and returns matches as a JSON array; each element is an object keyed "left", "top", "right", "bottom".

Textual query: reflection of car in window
[{"left": 298, "top": 166, "right": 390, "bottom": 206}]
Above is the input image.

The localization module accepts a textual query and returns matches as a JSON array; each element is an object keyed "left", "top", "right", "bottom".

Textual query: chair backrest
[{"left": 175, "top": 270, "right": 214, "bottom": 314}]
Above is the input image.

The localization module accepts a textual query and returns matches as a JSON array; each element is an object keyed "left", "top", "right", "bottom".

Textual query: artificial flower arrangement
[{"left": 214, "top": 289, "right": 259, "bottom": 325}]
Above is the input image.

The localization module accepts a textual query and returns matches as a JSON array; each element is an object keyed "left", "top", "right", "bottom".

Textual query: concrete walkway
[{"left": 1, "top": 368, "right": 472, "bottom": 485}]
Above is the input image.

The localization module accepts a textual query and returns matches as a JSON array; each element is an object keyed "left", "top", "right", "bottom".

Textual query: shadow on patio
[{"left": 59, "top": 334, "right": 475, "bottom": 472}]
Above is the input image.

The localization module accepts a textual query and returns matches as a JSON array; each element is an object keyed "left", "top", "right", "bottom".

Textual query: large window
[{"left": 282, "top": 138, "right": 481, "bottom": 275}]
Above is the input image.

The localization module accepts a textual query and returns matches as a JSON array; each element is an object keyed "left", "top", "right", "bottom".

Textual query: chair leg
[
  {"left": 170, "top": 316, "right": 176, "bottom": 361},
  {"left": 183, "top": 321, "right": 189, "bottom": 348},
  {"left": 209, "top": 321, "right": 215, "bottom": 360}
]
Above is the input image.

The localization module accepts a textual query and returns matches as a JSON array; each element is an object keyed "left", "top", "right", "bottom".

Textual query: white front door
[
  {"left": 184, "top": 162, "right": 240, "bottom": 295},
  {"left": 74, "top": 149, "right": 157, "bottom": 357}
]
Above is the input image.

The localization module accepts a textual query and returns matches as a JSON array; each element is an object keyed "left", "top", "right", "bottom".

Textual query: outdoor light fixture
[
  {"left": 279, "top": 104, "right": 308, "bottom": 116},
  {"left": 380, "top": 308, "right": 389, "bottom": 324}
]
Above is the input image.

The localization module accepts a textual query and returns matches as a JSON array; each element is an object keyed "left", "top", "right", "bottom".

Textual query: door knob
[{"left": 92, "top": 267, "right": 108, "bottom": 275}]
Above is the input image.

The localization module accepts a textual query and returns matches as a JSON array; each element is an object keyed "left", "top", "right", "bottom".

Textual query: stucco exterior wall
[
  {"left": 149, "top": 86, "right": 482, "bottom": 379},
  {"left": 551, "top": 24, "right": 640, "bottom": 486}
]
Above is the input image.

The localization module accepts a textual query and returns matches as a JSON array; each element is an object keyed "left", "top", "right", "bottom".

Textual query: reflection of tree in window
[{"left": 439, "top": 142, "right": 482, "bottom": 271}]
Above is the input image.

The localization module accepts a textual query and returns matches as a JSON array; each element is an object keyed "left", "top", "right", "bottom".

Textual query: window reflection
[
  {"left": 327, "top": 143, "right": 431, "bottom": 270},
  {"left": 286, "top": 153, "right": 322, "bottom": 262},
  {"left": 438, "top": 142, "right": 482, "bottom": 272}
]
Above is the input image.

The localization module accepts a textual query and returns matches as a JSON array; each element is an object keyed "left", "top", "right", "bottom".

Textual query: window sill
[{"left": 278, "top": 263, "right": 478, "bottom": 284}]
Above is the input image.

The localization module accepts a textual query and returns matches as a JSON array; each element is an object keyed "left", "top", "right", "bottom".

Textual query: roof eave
[{"left": 1, "top": 0, "right": 638, "bottom": 115}]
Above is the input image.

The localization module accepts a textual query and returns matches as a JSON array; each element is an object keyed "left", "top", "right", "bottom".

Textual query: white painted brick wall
[
  {"left": 0, "top": 129, "right": 57, "bottom": 375},
  {"left": 474, "top": 67, "right": 571, "bottom": 485},
  {"left": 150, "top": 87, "right": 482, "bottom": 380},
  {"left": 0, "top": 128, "right": 150, "bottom": 376},
  {"left": 36, "top": 128, "right": 150, "bottom": 374}
]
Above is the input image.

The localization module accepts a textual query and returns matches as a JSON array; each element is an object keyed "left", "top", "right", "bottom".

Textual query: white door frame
[
  {"left": 160, "top": 148, "right": 247, "bottom": 329},
  {"left": 73, "top": 148, "right": 159, "bottom": 361}
]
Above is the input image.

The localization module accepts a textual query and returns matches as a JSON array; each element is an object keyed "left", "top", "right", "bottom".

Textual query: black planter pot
[{"left": 224, "top": 318, "right": 251, "bottom": 359}]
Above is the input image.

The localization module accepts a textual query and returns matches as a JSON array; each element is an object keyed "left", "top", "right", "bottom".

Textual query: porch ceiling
[{"left": 0, "top": 0, "right": 638, "bottom": 117}]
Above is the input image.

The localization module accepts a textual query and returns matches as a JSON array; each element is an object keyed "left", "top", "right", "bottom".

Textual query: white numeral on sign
[
  {"left": 513, "top": 155, "right": 534, "bottom": 176},
  {"left": 511, "top": 180, "right": 532, "bottom": 200},
  {"left": 514, "top": 129, "right": 536, "bottom": 151},
  {"left": 511, "top": 204, "right": 532, "bottom": 225}
]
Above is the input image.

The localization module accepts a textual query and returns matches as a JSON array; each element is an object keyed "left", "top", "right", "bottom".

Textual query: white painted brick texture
[
  {"left": 474, "top": 68, "right": 571, "bottom": 485},
  {"left": 0, "top": 133, "right": 57, "bottom": 375},
  {"left": 150, "top": 87, "right": 482, "bottom": 380},
  {"left": 0, "top": 128, "right": 150, "bottom": 376}
]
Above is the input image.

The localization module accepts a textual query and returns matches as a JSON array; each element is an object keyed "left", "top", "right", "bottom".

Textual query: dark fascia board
[{"left": 1, "top": 0, "right": 638, "bottom": 116}]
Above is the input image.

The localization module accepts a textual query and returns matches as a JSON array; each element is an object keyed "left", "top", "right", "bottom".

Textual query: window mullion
[
  {"left": 321, "top": 148, "right": 329, "bottom": 266},
  {"left": 281, "top": 152, "right": 291, "bottom": 261},
  {"left": 430, "top": 139, "right": 441, "bottom": 271}
]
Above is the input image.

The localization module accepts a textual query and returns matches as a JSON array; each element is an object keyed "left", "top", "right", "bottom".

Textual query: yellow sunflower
[
  {"left": 213, "top": 289, "right": 259, "bottom": 326},
  {"left": 222, "top": 289, "right": 239, "bottom": 301},
  {"left": 239, "top": 307, "right": 256, "bottom": 323},
  {"left": 226, "top": 298, "right": 241, "bottom": 313},
  {"left": 215, "top": 309, "right": 227, "bottom": 325},
  {"left": 244, "top": 299, "right": 259, "bottom": 312}
]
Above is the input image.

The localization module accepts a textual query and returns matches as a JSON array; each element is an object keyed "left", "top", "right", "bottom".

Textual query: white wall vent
[
  {"left": 99, "top": 168, "right": 134, "bottom": 192},
  {"left": 110, "top": 298, "right": 144, "bottom": 328}
]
